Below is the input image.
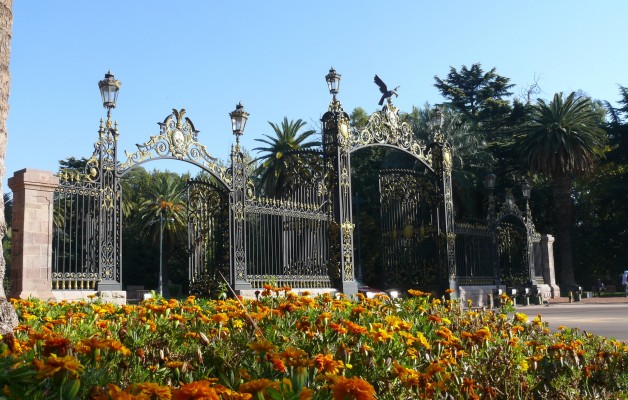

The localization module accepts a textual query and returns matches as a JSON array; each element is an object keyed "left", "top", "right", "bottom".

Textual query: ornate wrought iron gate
[
  {"left": 51, "top": 70, "right": 457, "bottom": 295},
  {"left": 378, "top": 170, "right": 439, "bottom": 289}
]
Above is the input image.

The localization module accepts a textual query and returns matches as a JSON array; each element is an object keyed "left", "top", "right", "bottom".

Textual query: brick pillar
[
  {"left": 8, "top": 169, "right": 58, "bottom": 300},
  {"left": 541, "top": 234, "right": 560, "bottom": 298}
]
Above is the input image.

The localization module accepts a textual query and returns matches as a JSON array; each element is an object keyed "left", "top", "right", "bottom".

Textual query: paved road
[{"left": 514, "top": 303, "right": 628, "bottom": 342}]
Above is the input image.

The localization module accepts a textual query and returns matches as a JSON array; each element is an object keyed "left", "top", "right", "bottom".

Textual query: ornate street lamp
[
  {"left": 98, "top": 70, "right": 121, "bottom": 118},
  {"left": 431, "top": 106, "right": 444, "bottom": 142},
  {"left": 229, "top": 102, "right": 249, "bottom": 141},
  {"left": 431, "top": 106, "right": 443, "bottom": 129},
  {"left": 325, "top": 67, "right": 341, "bottom": 99}
]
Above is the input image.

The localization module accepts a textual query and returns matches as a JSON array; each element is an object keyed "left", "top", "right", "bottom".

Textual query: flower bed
[{"left": 1, "top": 287, "right": 627, "bottom": 399}]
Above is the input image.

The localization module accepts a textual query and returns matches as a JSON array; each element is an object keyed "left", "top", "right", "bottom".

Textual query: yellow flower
[
  {"left": 514, "top": 313, "right": 528, "bottom": 323},
  {"left": 33, "top": 354, "right": 84, "bottom": 379},
  {"left": 370, "top": 328, "right": 394, "bottom": 342},
  {"left": 518, "top": 359, "right": 529, "bottom": 371}
]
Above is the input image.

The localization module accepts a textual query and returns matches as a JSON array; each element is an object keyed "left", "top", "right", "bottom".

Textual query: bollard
[
  {"left": 568, "top": 291, "right": 573, "bottom": 303},
  {"left": 525, "top": 296, "right": 530, "bottom": 306},
  {"left": 537, "top": 295, "right": 543, "bottom": 305},
  {"left": 574, "top": 292, "right": 581, "bottom": 302},
  {"left": 488, "top": 293, "right": 494, "bottom": 309}
]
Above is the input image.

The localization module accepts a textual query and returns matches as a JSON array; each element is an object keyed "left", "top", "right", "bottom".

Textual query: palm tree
[
  {"left": 133, "top": 173, "right": 188, "bottom": 297},
  {"left": 517, "top": 92, "right": 607, "bottom": 288},
  {"left": 253, "top": 117, "right": 321, "bottom": 198}
]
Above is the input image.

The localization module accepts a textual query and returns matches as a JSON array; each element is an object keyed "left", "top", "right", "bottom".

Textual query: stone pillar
[
  {"left": 541, "top": 234, "right": 560, "bottom": 297},
  {"left": 8, "top": 169, "right": 58, "bottom": 300}
]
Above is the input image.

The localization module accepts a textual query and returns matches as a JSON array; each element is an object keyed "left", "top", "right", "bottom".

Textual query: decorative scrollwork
[
  {"left": 352, "top": 103, "right": 432, "bottom": 168},
  {"left": 118, "top": 109, "right": 232, "bottom": 189}
]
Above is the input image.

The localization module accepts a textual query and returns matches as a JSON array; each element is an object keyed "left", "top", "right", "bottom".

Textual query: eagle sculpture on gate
[{"left": 374, "top": 75, "right": 400, "bottom": 105}]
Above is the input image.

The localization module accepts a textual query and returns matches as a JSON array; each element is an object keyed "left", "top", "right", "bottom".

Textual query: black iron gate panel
[
  {"left": 187, "top": 179, "right": 229, "bottom": 286},
  {"left": 245, "top": 197, "right": 331, "bottom": 289},
  {"left": 52, "top": 175, "right": 100, "bottom": 290},
  {"left": 454, "top": 223, "right": 495, "bottom": 285},
  {"left": 378, "top": 170, "right": 439, "bottom": 289}
]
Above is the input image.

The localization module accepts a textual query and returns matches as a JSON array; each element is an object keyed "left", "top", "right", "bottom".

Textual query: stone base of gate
[
  {"left": 238, "top": 288, "right": 338, "bottom": 300},
  {"left": 52, "top": 290, "right": 127, "bottom": 305},
  {"left": 532, "top": 283, "right": 558, "bottom": 299},
  {"left": 458, "top": 285, "right": 503, "bottom": 308}
]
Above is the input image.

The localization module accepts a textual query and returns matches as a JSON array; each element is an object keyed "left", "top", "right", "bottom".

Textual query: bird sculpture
[{"left": 374, "top": 75, "right": 400, "bottom": 106}]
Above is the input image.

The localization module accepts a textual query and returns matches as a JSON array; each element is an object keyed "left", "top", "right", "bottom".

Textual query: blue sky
[{"left": 5, "top": 1, "right": 628, "bottom": 185}]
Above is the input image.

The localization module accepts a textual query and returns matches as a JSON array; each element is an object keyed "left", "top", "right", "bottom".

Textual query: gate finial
[
  {"left": 374, "top": 75, "right": 400, "bottom": 106},
  {"left": 172, "top": 108, "right": 187, "bottom": 129}
]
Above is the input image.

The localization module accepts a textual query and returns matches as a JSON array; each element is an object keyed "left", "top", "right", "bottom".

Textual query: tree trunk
[
  {"left": 0, "top": 0, "right": 17, "bottom": 336},
  {"left": 552, "top": 170, "right": 577, "bottom": 290}
]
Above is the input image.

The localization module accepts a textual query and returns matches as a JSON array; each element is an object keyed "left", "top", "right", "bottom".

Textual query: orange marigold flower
[
  {"left": 131, "top": 382, "right": 172, "bottom": 399},
  {"left": 271, "top": 357, "right": 287, "bottom": 373},
  {"left": 472, "top": 327, "right": 491, "bottom": 342},
  {"left": 330, "top": 375, "right": 376, "bottom": 400},
  {"left": 299, "top": 387, "right": 314, "bottom": 400},
  {"left": 351, "top": 306, "right": 367, "bottom": 316},
  {"left": 172, "top": 380, "right": 220, "bottom": 400},
  {"left": 166, "top": 361, "right": 185, "bottom": 369},
  {"left": 43, "top": 336, "right": 71, "bottom": 356},
  {"left": 106, "top": 339, "right": 132, "bottom": 356},
  {"left": 33, "top": 354, "right": 84, "bottom": 380},
  {"left": 314, "top": 353, "right": 344, "bottom": 374},
  {"left": 212, "top": 313, "right": 229, "bottom": 324},
  {"left": 280, "top": 346, "right": 307, "bottom": 360},
  {"left": 248, "top": 339, "right": 277, "bottom": 354},
  {"left": 330, "top": 322, "right": 348, "bottom": 334},
  {"left": 239, "top": 378, "right": 278, "bottom": 397},
  {"left": 343, "top": 320, "right": 368, "bottom": 335},
  {"left": 407, "top": 289, "right": 429, "bottom": 297},
  {"left": 428, "top": 315, "right": 442, "bottom": 324}
]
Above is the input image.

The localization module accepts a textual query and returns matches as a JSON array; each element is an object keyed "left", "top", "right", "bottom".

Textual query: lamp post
[
  {"left": 325, "top": 67, "right": 341, "bottom": 100},
  {"left": 98, "top": 70, "right": 121, "bottom": 119},
  {"left": 431, "top": 106, "right": 444, "bottom": 142},
  {"left": 229, "top": 102, "right": 249, "bottom": 143}
]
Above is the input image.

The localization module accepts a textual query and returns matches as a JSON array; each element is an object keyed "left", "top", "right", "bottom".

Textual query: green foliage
[
  {"left": 434, "top": 63, "right": 514, "bottom": 125},
  {"left": 517, "top": 92, "right": 607, "bottom": 175},
  {"left": 253, "top": 117, "right": 322, "bottom": 198},
  {"left": 516, "top": 92, "right": 609, "bottom": 287},
  {"left": 121, "top": 169, "right": 191, "bottom": 296}
]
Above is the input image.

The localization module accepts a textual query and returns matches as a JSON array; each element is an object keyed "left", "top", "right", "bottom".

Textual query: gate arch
[
  {"left": 52, "top": 108, "right": 250, "bottom": 292},
  {"left": 321, "top": 97, "right": 455, "bottom": 294},
  {"left": 495, "top": 190, "right": 541, "bottom": 286},
  {"left": 117, "top": 109, "right": 233, "bottom": 191}
]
